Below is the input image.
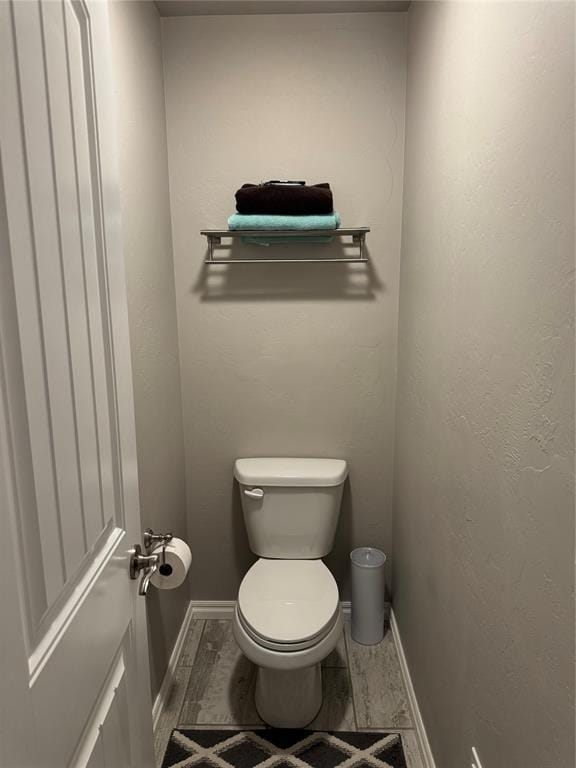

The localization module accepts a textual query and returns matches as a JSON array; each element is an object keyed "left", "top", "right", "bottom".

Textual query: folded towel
[
  {"left": 235, "top": 182, "right": 333, "bottom": 216},
  {"left": 228, "top": 212, "right": 341, "bottom": 231},
  {"left": 229, "top": 212, "right": 341, "bottom": 246}
]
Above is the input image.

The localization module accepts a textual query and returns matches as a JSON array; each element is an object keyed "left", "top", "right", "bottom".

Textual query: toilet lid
[{"left": 238, "top": 559, "right": 339, "bottom": 645}]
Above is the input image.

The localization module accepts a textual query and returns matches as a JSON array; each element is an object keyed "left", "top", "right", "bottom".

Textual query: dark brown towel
[{"left": 235, "top": 183, "right": 333, "bottom": 215}]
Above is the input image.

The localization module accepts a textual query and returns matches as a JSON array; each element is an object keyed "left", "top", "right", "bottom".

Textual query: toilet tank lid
[{"left": 234, "top": 458, "right": 348, "bottom": 487}]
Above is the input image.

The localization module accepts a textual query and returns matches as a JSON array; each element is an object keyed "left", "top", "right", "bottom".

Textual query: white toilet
[{"left": 232, "top": 457, "right": 348, "bottom": 728}]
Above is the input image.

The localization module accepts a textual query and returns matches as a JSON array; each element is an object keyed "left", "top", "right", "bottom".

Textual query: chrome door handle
[
  {"left": 130, "top": 544, "right": 158, "bottom": 576},
  {"left": 243, "top": 487, "right": 264, "bottom": 499},
  {"left": 130, "top": 544, "right": 159, "bottom": 596},
  {"left": 131, "top": 529, "right": 174, "bottom": 596}
]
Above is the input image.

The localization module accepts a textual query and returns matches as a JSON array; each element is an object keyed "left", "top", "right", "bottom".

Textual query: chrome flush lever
[{"left": 243, "top": 487, "right": 264, "bottom": 500}]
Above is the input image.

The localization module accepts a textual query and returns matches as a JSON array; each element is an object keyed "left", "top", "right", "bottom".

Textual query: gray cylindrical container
[{"left": 350, "top": 547, "right": 387, "bottom": 645}]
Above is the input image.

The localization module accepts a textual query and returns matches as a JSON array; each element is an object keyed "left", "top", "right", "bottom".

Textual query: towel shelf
[{"left": 201, "top": 227, "right": 370, "bottom": 264}]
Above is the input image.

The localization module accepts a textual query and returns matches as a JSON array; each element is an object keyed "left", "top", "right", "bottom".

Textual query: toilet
[{"left": 232, "top": 457, "right": 348, "bottom": 728}]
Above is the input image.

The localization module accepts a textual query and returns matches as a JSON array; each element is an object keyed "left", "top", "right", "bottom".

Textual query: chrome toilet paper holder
[
  {"left": 143, "top": 528, "right": 173, "bottom": 553},
  {"left": 130, "top": 529, "right": 173, "bottom": 596}
]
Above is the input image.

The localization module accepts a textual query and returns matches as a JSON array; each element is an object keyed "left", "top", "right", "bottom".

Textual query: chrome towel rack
[{"left": 200, "top": 227, "right": 370, "bottom": 264}]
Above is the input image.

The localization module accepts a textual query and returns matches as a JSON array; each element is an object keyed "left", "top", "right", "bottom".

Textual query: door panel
[
  {"left": 6, "top": 0, "right": 119, "bottom": 635},
  {"left": 70, "top": 632, "right": 134, "bottom": 768},
  {"left": 13, "top": 0, "right": 86, "bottom": 592},
  {"left": 30, "top": 529, "right": 130, "bottom": 762},
  {"left": 41, "top": 0, "right": 106, "bottom": 552},
  {"left": 0, "top": 1, "right": 154, "bottom": 766},
  {"left": 62, "top": 0, "right": 118, "bottom": 542}
]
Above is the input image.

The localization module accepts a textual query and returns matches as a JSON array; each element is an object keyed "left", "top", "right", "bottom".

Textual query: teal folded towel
[
  {"left": 228, "top": 212, "right": 341, "bottom": 231},
  {"left": 228, "top": 212, "right": 341, "bottom": 246}
]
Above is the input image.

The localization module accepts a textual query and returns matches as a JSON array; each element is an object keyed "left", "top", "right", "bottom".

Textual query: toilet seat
[
  {"left": 237, "top": 559, "right": 339, "bottom": 651},
  {"left": 237, "top": 605, "right": 340, "bottom": 652}
]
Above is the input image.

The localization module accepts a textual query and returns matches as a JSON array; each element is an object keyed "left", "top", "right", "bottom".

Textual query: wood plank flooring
[
  {"left": 344, "top": 622, "right": 412, "bottom": 729},
  {"left": 179, "top": 619, "right": 262, "bottom": 726},
  {"left": 154, "top": 618, "right": 424, "bottom": 768}
]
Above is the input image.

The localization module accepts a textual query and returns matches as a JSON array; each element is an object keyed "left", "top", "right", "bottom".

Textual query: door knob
[
  {"left": 130, "top": 544, "right": 159, "bottom": 596},
  {"left": 130, "top": 530, "right": 174, "bottom": 596},
  {"left": 130, "top": 544, "right": 158, "bottom": 577}
]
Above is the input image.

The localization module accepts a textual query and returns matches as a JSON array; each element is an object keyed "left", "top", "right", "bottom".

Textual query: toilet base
[{"left": 255, "top": 664, "right": 322, "bottom": 728}]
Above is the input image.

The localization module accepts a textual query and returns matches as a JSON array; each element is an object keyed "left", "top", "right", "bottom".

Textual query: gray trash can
[{"left": 350, "top": 547, "right": 387, "bottom": 645}]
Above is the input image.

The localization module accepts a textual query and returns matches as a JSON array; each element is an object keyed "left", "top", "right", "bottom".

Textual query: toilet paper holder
[
  {"left": 130, "top": 529, "right": 174, "bottom": 596},
  {"left": 143, "top": 528, "right": 173, "bottom": 553}
]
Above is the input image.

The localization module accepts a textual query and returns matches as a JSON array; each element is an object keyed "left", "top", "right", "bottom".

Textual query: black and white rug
[{"left": 161, "top": 730, "right": 407, "bottom": 768}]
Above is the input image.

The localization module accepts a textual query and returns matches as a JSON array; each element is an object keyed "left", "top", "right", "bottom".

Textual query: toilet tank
[{"left": 234, "top": 458, "right": 348, "bottom": 558}]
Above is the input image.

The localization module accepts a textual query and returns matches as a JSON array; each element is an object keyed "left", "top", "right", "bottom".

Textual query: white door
[{"left": 0, "top": 0, "right": 155, "bottom": 766}]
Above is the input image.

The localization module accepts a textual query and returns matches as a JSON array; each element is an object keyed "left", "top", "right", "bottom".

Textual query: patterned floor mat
[{"left": 161, "top": 729, "right": 407, "bottom": 768}]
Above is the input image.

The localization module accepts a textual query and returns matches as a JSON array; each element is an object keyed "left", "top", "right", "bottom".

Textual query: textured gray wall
[
  {"left": 394, "top": 2, "right": 575, "bottom": 767},
  {"left": 162, "top": 12, "right": 407, "bottom": 599},
  {"left": 109, "top": 0, "right": 189, "bottom": 698}
]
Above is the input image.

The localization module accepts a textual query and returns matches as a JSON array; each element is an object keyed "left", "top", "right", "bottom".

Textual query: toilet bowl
[
  {"left": 233, "top": 457, "right": 348, "bottom": 728},
  {"left": 233, "top": 558, "right": 343, "bottom": 727}
]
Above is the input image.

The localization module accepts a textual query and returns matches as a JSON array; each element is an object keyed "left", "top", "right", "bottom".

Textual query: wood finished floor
[{"left": 154, "top": 618, "right": 424, "bottom": 768}]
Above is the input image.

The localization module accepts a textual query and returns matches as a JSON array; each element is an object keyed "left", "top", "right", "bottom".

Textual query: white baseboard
[
  {"left": 189, "top": 600, "right": 236, "bottom": 618},
  {"left": 152, "top": 601, "right": 195, "bottom": 730},
  {"left": 390, "top": 609, "right": 436, "bottom": 768}
]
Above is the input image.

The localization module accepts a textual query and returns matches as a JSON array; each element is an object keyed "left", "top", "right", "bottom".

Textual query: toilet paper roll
[{"left": 150, "top": 538, "right": 192, "bottom": 590}]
